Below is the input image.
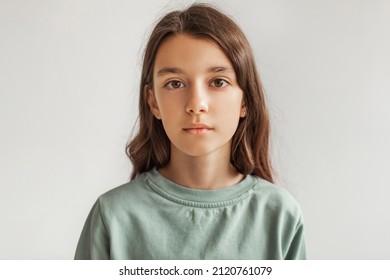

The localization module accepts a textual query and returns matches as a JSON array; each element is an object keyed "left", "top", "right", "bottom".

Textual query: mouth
[
  {"left": 183, "top": 124, "right": 213, "bottom": 134},
  {"left": 183, "top": 128, "right": 213, "bottom": 134}
]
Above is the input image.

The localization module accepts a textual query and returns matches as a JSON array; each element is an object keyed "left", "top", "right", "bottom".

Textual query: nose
[{"left": 185, "top": 84, "right": 209, "bottom": 115}]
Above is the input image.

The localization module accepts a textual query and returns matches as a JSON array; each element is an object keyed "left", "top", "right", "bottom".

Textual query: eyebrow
[
  {"left": 157, "top": 67, "right": 184, "bottom": 76},
  {"left": 156, "top": 66, "right": 234, "bottom": 77}
]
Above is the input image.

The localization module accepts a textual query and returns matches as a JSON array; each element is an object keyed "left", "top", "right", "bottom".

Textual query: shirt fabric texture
[{"left": 75, "top": 168, "right": 306, "bottom": 259}]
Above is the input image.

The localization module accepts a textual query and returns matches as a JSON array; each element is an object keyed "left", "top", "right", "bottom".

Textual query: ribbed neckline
[{"left": 143, "top": 168, "right": 258, "bottom": 208}]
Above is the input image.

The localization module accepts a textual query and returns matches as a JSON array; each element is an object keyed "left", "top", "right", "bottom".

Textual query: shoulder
[
  {"left": 95, "top": 172, "right": 150, "bottom": 213},
  {"left": 250, "top": 176, "right": 304, "bottom": 222}
]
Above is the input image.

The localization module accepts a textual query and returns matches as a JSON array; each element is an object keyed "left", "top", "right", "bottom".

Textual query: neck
[{"left": 158, "top": 144, "right": 244, "bottom": 190}]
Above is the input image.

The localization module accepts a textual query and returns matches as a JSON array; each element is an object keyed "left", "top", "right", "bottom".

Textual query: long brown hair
[{"left": 126, "top": 3, "right": 274, "bottom": 183}]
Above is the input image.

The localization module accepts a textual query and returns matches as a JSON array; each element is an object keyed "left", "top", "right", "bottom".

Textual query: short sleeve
[{"left": 74, "top": 198, "right": 110, "bottom": 260}]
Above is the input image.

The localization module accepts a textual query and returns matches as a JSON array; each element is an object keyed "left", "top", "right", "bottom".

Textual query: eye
[
  {"left": 210, "top": 78, "right": 229, "bottom": 88},
  {"left": 165, "top": 80, "right": 185, "bottom": 90}
]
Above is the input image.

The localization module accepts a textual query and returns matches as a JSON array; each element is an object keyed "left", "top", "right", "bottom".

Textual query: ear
[
  {"left": 146, "top": 86, "right": 161, "bottom": 119},
  {"left": 240, "top": 101, "right": 247, "bottom": 118}
]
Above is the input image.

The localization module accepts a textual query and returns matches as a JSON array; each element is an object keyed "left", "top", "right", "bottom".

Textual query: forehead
[{"left": 153, "top": 34, "right": 234, "bottom": 75}]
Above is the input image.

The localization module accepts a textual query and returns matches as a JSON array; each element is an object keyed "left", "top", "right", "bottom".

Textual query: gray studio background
[{"left": 1, "top": 0, "right": 389, "bottom": 259}]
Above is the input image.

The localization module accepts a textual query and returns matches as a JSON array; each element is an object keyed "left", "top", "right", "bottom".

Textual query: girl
[{"left": 75, "top": 3, "right": 306, "bottom": 260}]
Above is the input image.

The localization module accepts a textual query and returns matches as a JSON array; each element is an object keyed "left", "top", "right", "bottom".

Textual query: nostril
[{"left": 186, "top": 102, "right": 209, "bottom": 114}]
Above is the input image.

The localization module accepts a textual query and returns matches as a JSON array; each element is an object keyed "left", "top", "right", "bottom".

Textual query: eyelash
[
  {"left": 165, "top": 80, "right": 185, "bottom": 90},
  {"left": 164, "top": 78, "right": 230, "bottom": 90},
  {"left": 210, "top": 79, "right": 229, "bottom": 87}
]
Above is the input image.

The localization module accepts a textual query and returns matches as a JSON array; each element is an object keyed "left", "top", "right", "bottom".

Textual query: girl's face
[{"left": 148, "top": 34, "right": 245, "bottom": 158}]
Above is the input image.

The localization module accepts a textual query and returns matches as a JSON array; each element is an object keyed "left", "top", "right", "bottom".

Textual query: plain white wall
[{"left": 0, "top": 0, "right": 389, "bottom": 259}]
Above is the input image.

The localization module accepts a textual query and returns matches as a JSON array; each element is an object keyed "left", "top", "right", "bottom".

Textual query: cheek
[
  {"left": 214, "top": 95, "right": 242, "bottom": 117},
  {"left": 156, "top": 94, "right": 184, "bottom": 118},
  {"left": 213, "top": 97, "right": 243, "bottom": 135},
  {"left": 222, "top": 112, "right": 241, "bottom": 135},
  {"left": 160, "top": 105, "right": 182, "bottom": 125},
  {"left": 157, "top": 98, "right": 183, "bottom": 135}
]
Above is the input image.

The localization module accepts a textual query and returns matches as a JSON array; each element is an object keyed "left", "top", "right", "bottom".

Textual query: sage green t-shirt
[{"left": 75, "top": 168, "right": 306, "bottom": 259}]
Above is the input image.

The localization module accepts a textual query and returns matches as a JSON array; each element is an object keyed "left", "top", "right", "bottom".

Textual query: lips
[
  {"left": 183, "top": 123, "right": 213, "bottom": 134},
  {"left": 184, "top": 123, "right": 212, "bottom": 129}
]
